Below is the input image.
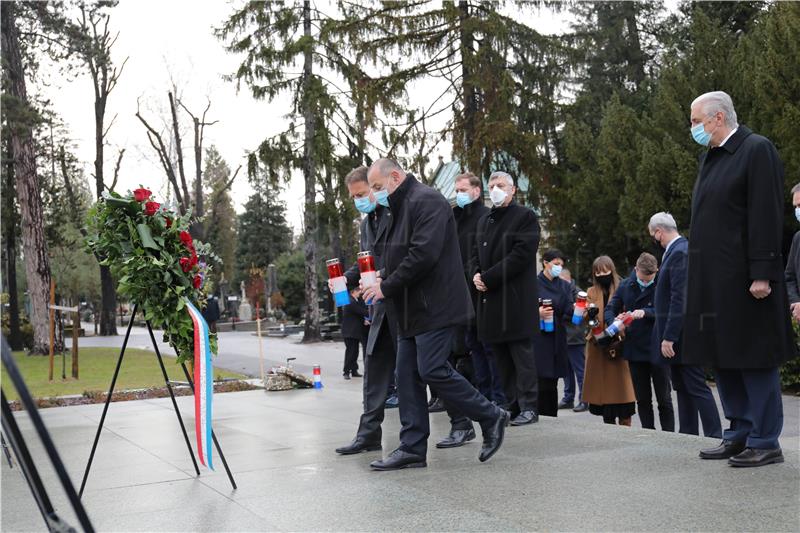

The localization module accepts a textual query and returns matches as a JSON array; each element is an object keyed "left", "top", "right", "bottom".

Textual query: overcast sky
[{"left": 40, "top": 0, "right": 577, "bottom": 233}]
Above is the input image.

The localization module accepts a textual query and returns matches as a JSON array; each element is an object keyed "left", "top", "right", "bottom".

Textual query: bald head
[{"left": 368, "top": 157, "right": 407, "bottom": 195}]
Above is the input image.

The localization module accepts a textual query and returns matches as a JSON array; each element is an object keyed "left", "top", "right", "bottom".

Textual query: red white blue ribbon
[{"left": 185, "top": 299, "right": 214, "bottom": 470}]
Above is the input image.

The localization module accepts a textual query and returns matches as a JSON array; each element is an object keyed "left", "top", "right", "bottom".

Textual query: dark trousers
[
  {"left": 563, "top": 344, "right": 585, "bottom": 403},
  {"left": 538, "top": 377, "right": 558, "bottom": 417},
  {"left": 397, "top": 327, "right": 499, "bottom": 456},
  {"left": 343, "top": 337, "right": 364, "bottom": 375},
  {"left": 355, "top": 327, "right": 396, "bottom": 443},
  {"left": 671, "top": 364, "right": 722, "bottom": 438},
  {"left": 491, "top": 338, "right": 538, "bottom": 413},
  {"left": 629, "top": 361, "right": 675, "bottom": 431},
  {"left": 714, "top": 367, "right": 783, "bottom": 450},
  {"left": 465, "top": 327, "right": 506, "bottom": 404}
]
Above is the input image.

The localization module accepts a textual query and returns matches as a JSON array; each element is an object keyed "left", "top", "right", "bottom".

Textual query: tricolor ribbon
[{"left": 185, "top": 299, "right": 214, "bottom": 470}]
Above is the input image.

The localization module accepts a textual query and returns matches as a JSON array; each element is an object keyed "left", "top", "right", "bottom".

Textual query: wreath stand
[{"left": 78, "top": 304, "right": 237, "bottom": 497}]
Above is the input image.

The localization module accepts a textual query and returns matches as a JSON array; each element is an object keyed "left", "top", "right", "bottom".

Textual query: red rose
[
  {"left": 179, "top": 257, "right": 192, "bottom": 273},
  {"left": 179, "top": 230, "right": 193, "bottom": 248},
  {"left": 190, "top": 252, "right": 198, "bottom": 267},
  {"left": 165, "top": 218, "right": 172, "bottom": 229},
  {"left": 193, "top": 275, "right": 202, "bottom": 289},
  {"left": 133, "top": 188, "right": 152, "bottom": 202},
  {"left": 144, "top": 201, "right": 160, "bottom": 216}
]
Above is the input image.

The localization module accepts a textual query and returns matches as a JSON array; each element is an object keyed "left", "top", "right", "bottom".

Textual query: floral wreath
[{"left": 86, "top": 187, "right": 218, "bottom": 363}]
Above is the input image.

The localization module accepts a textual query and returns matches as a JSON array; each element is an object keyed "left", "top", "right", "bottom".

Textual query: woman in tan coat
[{"left": 582, "top": 256, "right": 636, "bottom": 425}]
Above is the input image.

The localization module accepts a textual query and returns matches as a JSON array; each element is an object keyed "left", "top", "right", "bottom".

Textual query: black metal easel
[
  {"left": 2, "top": 336, "right": 95, "bottom": 533},
  {"left": 78, "top": 304, "right": 236, "bottom": 497}
]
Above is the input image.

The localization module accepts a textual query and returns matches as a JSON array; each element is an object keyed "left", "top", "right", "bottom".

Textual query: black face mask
[{"left": 596, "top": 274, "right": 613, "bottom": 289}]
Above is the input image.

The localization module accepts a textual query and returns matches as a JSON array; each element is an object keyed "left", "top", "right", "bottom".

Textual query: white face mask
[{"left": 489, "top": 186, "right": 507, "bottom": 207}]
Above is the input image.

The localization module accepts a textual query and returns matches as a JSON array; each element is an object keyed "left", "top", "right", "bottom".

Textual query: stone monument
[{"left": 238, "top": 280, "right": 252, "bottom": 321}]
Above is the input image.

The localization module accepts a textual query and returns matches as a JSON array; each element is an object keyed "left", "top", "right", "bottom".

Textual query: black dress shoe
[
  {"left": 435, "top": 427, "right": 476, "bottom": 449},
  {"left": 728, "top": 447, "right": 784, "bottom": 468},
  {"left": 428, "top": 398, "right": 446, "bottom": 413},
  {"left": 572, "top": 402, "right": 589, "bottom": 413},
  {"left": 699, "top": 439, "right": 747, "bottom": 460},
  {"left": 370, "top": 449, "right": 427, "bottom": 471},
  {"left": 343, "top": 373, "right": 351, "bottom": 380},
  {"left": 351, "top": 371, "right": 363, "bottom": 378},
  {"left": 335, "top": 438, "right": 381, "bottom": 455},
  {"left": 479, "top": 410, "right": 510, "bottom": 462},
  {"left": 510, "top": 410, "right": 539, "bottom": 426},
  {"left": 558, "top": 399, "right": 574, "bottom": 410}
]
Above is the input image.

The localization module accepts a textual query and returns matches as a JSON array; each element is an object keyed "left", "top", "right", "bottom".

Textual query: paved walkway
[{"left": 1, "top": 332, "right": 797, "bottom": 531}]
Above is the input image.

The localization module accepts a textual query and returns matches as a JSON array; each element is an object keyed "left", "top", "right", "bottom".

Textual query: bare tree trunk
[
  {"left": 301, "top": 0, "right": 321, "bottom": 342},
  {"left": 95, "top": 88, "right": 118, "bottom": 336},
  {"left": 458, "top": 0, "right": 478, "bottom": 172},
  {"left": 2, "top": 149, "right": 23, "bottom": 350},
  {"left": 2, "top": 2, "right": 53, "bottom": 354}
]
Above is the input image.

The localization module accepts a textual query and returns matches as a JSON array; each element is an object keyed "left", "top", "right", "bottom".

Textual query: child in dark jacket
[{"left": 341, "top": 288, "right": 369, "bottom": 379}]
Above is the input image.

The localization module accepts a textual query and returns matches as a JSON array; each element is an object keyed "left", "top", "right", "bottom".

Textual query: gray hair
[
  {"left": 369, "top": 157, "right": 404, "bottom": 177},
  {"left": 648, "top": 212, "right": 678, "bottom": 232},
  {"left": 692, "top": 91, "right": 738, "bottom": 129},
  {"left": 791, "top": 183, "right": 800, "bottom": 195},
  {"left": 488, "top": 171, "right": 514, "bottom": 187}
]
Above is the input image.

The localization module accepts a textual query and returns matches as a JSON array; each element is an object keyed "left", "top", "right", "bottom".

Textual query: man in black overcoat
[
  {"left": 684, "top": 91, "right": 797, "bottom": 467},
  {"left": 362, "top": 159, "right": 509, "bottom": 471},
  {"left": 471, "top": 171, "right": 541, "bottom": 426},
  {"left": 453, "top": 172, "right": 506, "bottom": 408},
  {"left": 334, "top": 166, "right": 398, "bottom": 456}
]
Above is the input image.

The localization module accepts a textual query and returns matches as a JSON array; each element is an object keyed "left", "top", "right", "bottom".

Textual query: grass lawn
[{"left": 2, "top": 347, "right": 246, "bottom": 401}]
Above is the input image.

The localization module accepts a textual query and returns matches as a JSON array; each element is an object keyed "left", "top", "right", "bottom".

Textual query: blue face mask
[
  {"left": 795, "top": 207, "right": 800, "bottom": 224},
  {"left": 456, "top": 192, "right": 473, "bottom": 209},
  {"left": 549, "top": 264, "right": 563, "bottom": 278},
  {"left": 374, "top": 189, "right": 390, "bottom": 208},
  {"left": 691, "top": 123, "right": 712, "bottom": 147},
  {"left": 637, "top": 277, "right": 654, "bottom": 289},
  {"left": 354, "top": 196, "right": 376, "bottom": 214}
]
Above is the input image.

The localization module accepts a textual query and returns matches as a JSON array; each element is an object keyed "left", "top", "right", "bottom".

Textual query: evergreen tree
[
  {"left": 234, "top": 167, "right": 292, "bottom": 289},
  {"left": 203, "top": 146, "right": 238, "bottom": 289}
]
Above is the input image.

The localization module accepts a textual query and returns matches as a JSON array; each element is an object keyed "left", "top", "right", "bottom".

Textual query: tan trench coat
[{"left": 581, "top": 286, "right": 636, "bottom": 406}]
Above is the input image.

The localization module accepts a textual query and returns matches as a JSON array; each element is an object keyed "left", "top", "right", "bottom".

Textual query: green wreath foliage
[{"left": 85, "top": 187, "right": 217, "bottom": 364}]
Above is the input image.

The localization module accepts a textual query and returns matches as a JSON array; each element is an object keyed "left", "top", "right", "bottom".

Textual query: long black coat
[
  {"left": 471, "top": 200, "right": 541, "bottom": 344},
  {"left": 381, "top": 175, "right": 473, "bottom": 338},
  {"left": 454, "top": 199, "right": 490, "bottom": 322},
  {"left": 652, "top": 237, "right": 688, "bottom": 365},
  {"left": 533, "top": 272, "right": 571, "bottom": 378},
  {"left": 683, "top": 125, "right": 797, "bottom": 368},
  {"left": 344, "top": 205, "right": 396, "bottom": 355},
  {"left": 605, "top": 271, "right": 656, "bottom": 363}
]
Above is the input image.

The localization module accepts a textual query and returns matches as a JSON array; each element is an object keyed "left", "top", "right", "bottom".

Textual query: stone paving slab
[{"left": 2, "top": 378, "right": 799, "bottom": 532}]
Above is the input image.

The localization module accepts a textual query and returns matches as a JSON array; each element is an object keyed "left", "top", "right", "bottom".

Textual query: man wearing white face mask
[
  {"left": 783, "top": 183, "right": 800, "bottom": 323},
  {"left": 471, "top": 171, "right": 541, "bottom": 426}
]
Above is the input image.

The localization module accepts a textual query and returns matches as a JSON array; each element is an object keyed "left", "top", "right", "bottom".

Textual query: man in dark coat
[
  {"left": 783, "top": 183, "right": 800, "bottom": 323},
  {"left": 684, "top": 91, "right": 796, "bottom": 467},
  {"left": 605, "top": 253, "right": 674, "bottom": 432},
  {"left": 649, "top": 212, "right": 721, "bottom": 438},
  {"left": 471, "top": 171, "right": 541, "bottom": 426},
  {"left": 334, "top": 166, "right": 397, "bottom": 456},
  {"left": 454, "top": 172, "right": 505, "bottom": 407},
  {"left": 362, "top": 158, "right": 509, "bottom": 471}
]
